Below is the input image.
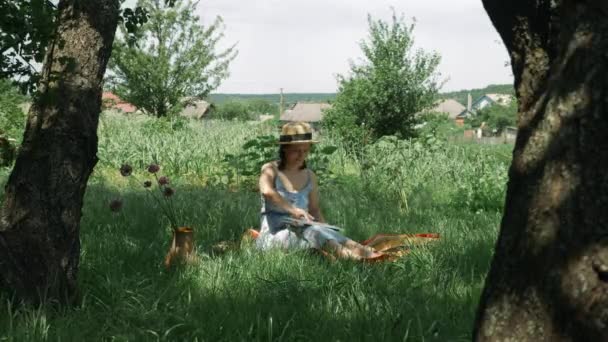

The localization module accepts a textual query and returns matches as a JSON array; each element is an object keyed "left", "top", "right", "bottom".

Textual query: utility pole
[{"left": 279, "top": 88, "right": 284, "bottom": 121}]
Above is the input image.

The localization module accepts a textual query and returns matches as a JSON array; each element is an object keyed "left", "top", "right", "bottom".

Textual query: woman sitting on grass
[{"left": 256, "top": 121, "right": 384, "bottom": 260}]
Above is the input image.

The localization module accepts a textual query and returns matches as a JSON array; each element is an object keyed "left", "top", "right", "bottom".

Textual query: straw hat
[{"left": 278, "top": 121, "right": 319, "bottom": 144}]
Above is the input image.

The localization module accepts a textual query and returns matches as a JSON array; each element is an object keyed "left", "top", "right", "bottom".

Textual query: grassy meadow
[{"left": 0, "top": 112, "right": 514, "bottom": 341}]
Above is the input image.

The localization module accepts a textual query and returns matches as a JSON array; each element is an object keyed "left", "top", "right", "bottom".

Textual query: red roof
[{"left": 102, "top": 92, "right": 137, "bottom": 113}]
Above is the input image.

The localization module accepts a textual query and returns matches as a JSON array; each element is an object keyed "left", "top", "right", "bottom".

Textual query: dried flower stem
[{"left": 153, "top": 173, "right": 179, "bottom": 230}]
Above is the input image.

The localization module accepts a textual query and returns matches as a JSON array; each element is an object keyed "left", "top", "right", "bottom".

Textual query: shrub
[{"left": 322, "top": 11, "right": 441, "bottom": 149}]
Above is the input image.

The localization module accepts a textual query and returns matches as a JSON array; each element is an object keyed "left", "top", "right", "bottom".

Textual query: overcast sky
[{"left": 171, "top": 0, "right": 513, "bottom": 93}]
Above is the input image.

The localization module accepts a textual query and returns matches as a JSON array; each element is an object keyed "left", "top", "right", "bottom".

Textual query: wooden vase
[{"left": 164, "top": 226, "right": 196, "bottom": 269}]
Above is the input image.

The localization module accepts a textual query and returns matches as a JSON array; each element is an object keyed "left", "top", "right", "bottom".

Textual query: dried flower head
[
  {"left": 163, "top": 187, "right": 175, "bottom": 197},
  {"left": 143, "top": 180, "right": 152, "bottom": 188},
  {"left": 147, "top": 164, "right": 160, "bottom": 174},
  {"left": 158, "top": 176, "right": 170, "bottom": 186},
  {"left": 109, "top": 199, "right": 123, "bottom": 212},
  {"left": 120, "top": 164, "right": 133, "bottom": 177}
]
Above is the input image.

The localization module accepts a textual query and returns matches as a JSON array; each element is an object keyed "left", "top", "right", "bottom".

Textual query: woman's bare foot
[
  {"left": 323, "top": 240, "right": 360, "bottom": 260},
  {"left": 355, "top": 246, "right": 383, "bottom": 259},
  {"left": 322, "top": 240, "right": 384, "bottom": 260}
]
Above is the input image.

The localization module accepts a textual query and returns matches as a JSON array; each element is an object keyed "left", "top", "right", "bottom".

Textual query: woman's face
[{"left": 284, "top": 143, "right": 311, "bottom": 167}]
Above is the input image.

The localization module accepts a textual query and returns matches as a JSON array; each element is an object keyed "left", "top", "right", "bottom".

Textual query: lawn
[{"left": 0, "top": 113, "right": 513, "bottom": 341}]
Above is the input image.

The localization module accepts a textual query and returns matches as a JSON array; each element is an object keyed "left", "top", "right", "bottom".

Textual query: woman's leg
[
  {"left": 322, "top": 239, "right": 383, "bottom": 260},
  {"left": 302, "top": 226, "right": 383, "bottom": 260},
  {"left": 343, "top": 239, "right": 383, "bottom": 258},
  {"left": 322, "top": 240, "right": 357, "bottom": 259}
]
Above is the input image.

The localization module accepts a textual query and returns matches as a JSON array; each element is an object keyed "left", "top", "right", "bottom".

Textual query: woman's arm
[
  {"left": 259, "top": 163, "right": 313, "bottom": 220},
  {"left": 308, "top": 171, "right": 326, "bottom": 223}
]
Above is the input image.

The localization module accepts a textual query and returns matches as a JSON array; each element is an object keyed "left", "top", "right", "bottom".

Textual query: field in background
[
  {"left": 0, "top": 112, "right": 514, "bottom": 341},
  {"left": 208, "top": 83, "right": 514, "bottom": 107}
]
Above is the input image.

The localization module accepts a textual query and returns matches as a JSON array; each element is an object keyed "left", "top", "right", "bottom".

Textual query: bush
[
  {"left": 322, "top": 11, "right": 441, "bottom": 149},
  {"left": 416, "top": 112, "right": 463, "bottom": 141},
  {"left": 466, "top": 97, "right": 517, "bottom": 133}
]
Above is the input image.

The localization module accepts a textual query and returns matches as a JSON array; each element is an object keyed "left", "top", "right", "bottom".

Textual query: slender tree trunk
[
  {"left": 0, "top": 0, "right": 119, "bottom": 303},
  {"left": 474, "top": 1, "right": 608, "bottom": 340}
]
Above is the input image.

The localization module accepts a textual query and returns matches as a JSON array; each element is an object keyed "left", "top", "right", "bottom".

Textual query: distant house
[
  {"left": 102, "top": 92, "right": 138, "bottom": 113},
  {"left": 280, "top": 102, "right": 332, "bottom": 126},
  {"left": 455, "top": 93, "right": 513, "bottom": 123},
  {"left": 423, "top": 99, "right": 466, "bottom": 119},
  {"left": 180, "top": 98, "right": 214, "bottom": 120}
]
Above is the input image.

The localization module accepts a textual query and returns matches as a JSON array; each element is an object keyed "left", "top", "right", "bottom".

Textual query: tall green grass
[{"left": 0, "top": 113, "right": 512, "bottom": 341}]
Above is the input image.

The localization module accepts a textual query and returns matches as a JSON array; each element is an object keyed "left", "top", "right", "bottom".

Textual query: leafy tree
[
  {"left": 0, "top": 0, "right": 55, "bottom": 93},
  {"left": 0, "top": 0, "right": 174, "bottom": 303},
  {"left": 474, "top": 1, "right": 608, "bottom": 340},
  {"left": 0, "top": 0, "right": 148, "bottom": 94},
  {"left": 466, "top": 96, "right": 517, "bottom": 133},
  {"left": 107, "top": 0, "right": 237, "bottom": 117},
  {"left": 0, "top": 0, "right": 124, "bottom": 304},
  {"left": 322, "top": 10, "right": 441, "bottom": 148}
]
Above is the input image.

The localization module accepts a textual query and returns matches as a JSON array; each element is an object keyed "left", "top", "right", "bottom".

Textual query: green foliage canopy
[
  {"left": 107, "top": 0, "right": 237, "bottom": 117},
  {"left": 0, "top": 0, "right": 150, "bottom": 94},
  {"left": 322, "top": 11, "right": 442, "bottom": 148},
  {"left": 466, "top": 97, "right": 517, "bottom": 132}
]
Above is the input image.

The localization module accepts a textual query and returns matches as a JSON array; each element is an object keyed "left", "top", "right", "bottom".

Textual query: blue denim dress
[{"left": 256, "top": 168, "right": 348, "bottom": 250}]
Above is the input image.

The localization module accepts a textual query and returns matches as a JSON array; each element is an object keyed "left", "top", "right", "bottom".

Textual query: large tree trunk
[
  {"left": 474, "top": 1, "right": 608, "bottom": 341},
  {"left": 0, "top": 0, "right": 119, "bottom": 303}
]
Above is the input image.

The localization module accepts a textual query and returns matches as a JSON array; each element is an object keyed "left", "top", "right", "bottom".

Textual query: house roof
[
  {"left": 102, "top": 91, "right": 138, "bottom": 113},
  {"left": 102, "top": 92, "right": 120, "bottom": 101},
  {"left": 472, "top": 94, "right": 513, "bottom": 109},
  {"left": 456, "top": 109, "right": 475, "bottom": 118},
  {"left": 280, "top": 102, "right": 332, "bottom": 122},
  {"left": 428, "top": 99, "right": 466, "bottom": 119},
  {"left": 180, "top": 99, "right": 212, "bottom": 120},
  {"left": 460, "top": 93, "right": 514, "bottom": 117}
]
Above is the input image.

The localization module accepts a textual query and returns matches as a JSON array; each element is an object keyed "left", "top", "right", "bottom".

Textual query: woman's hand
[{"left": 290, "top": 207, "right": 315, "bottom": 222}]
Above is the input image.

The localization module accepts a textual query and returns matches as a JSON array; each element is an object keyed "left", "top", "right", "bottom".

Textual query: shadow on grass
[{"left": 0, "top": 179, "right": 498, "bottom": 341}]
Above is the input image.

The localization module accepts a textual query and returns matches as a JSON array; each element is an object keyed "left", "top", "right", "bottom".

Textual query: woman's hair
[{"left": 277, "top": 145, "right": 307, "bottom": 170}]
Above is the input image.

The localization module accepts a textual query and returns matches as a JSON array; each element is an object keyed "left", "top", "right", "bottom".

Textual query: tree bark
[
  {"left": 474, "top": 1, "right": 608, "bottom": 341},
  {"left": 0, "top": 0, "right": 119, "bottom": 303}
]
